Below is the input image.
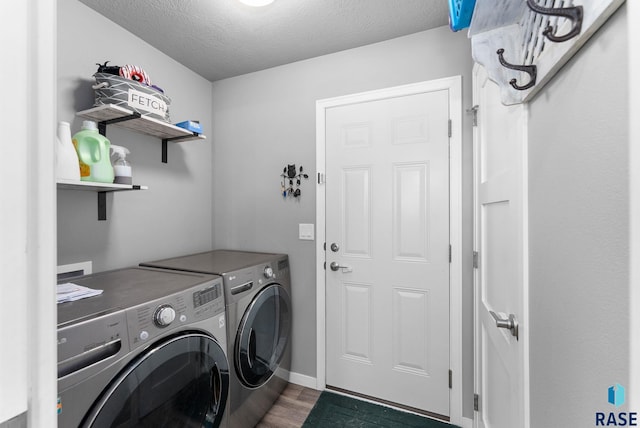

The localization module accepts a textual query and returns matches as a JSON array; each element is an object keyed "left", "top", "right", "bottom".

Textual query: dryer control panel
[{"left": 126, "top": 279, "right": 225, "bottom": 350}]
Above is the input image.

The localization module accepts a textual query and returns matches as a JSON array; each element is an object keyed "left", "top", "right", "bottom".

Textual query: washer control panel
[
  {"left": 263, "top": 266, "right": 274, "bottom": 279},
  {"left": 127, "top": 279, "right": 224, "bottom": 350},
  {"left": 153, "top": 305, "right": 176, "bottom": 327},
  {"left": 193, "top": 283, "right": 221, "bottom": 307}
]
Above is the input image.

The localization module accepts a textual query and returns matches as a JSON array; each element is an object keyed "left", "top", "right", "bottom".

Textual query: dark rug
[{"left": 302, "top": 391, "right": 460, "bottom": 428}]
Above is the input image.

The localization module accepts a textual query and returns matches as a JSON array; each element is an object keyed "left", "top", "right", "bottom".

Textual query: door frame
[
  {"left": 315, "top": 76, "right": 464, "bottom": 425},
  {"left": 0, "top": 0, "right": 57, "bottom": 425},
  {"left": 471, "top": 63, "right": 530, "bottom": 428}
]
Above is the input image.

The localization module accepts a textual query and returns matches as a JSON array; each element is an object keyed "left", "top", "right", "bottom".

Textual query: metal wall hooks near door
[
  {"left": 526, "top": 0, "right": 583, "bottom": 43},
  {"left": 280, "top": 164, "right": 309, "bottom": 198},
  {"left": 496, "top": 48, "right": 537, "bottom": 91}
]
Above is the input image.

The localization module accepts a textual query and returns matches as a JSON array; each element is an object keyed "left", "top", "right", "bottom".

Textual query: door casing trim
[{"left": 315, "top": 76, "right": 463, "bottom": 425}]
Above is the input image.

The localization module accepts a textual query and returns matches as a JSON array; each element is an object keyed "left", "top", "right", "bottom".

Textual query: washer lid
[
  {"left": 141, "top": 249, "right": 285, "bottom": 275},
  {"left": 57, "top": 267, "right": 221, "bottom": 326}
]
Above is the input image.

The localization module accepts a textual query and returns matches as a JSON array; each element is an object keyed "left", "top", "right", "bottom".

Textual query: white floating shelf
[
  {"left": 57, "top": 179, "right": 148, "bottom": 192},
  {"left": 76, "top": 104, "right": 206, "bottom": 143}
]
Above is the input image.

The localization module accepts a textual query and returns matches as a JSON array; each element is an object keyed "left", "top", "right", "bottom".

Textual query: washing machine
[
  {"left": 57, "top": 267, "right": 230, "bottom": 428},
  {"left": 141, "top": 250, "right": 292, "bottom": 428}
]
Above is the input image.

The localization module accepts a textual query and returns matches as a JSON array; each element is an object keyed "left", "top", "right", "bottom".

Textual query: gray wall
[
  {"left": 57, "top": 0, "right": 214, "bottom": 271},
  {"left": 528, "top": 5, "right": 629, "bottom": 427},
  {"left": 210, "top": 27, "right": 476, "bottom": 417}
]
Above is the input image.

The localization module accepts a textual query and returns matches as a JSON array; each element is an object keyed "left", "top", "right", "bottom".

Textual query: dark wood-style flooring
[{"left": 255, "top": 383, "right": 321, "bottom": 428}]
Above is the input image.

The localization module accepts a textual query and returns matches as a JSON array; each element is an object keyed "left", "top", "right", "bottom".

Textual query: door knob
[
  {"left": 489, "top": 311, "right": 519, "bottom": 340},
  {"left": 330, "top": 262, "right": 352, "bottom": 272}
]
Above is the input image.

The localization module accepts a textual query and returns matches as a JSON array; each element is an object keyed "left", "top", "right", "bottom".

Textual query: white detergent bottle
[
  {"left": 110, "top": 145, "right": 132, "bottom": 185},
  {"left": 56, "top": 121, "right": 81, "bottom": 181}
]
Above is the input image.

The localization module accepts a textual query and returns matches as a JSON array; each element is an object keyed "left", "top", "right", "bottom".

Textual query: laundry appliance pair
[
  {"left": 57, "top": 250, "right": 291, "bottom": 428},
  {"left": 141, "top": 250, "right": 292, "bottom": 428}
]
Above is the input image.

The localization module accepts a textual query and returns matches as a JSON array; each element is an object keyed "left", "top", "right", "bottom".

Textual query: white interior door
[
  {"left": 473, "top": 64, "right": 528, "bottom": 428},
  {"left": 325, "top": 88, "right": 451, "bottom": 416}
]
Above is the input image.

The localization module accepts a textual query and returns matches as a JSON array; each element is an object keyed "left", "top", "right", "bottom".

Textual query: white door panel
[
  {"left": 474, "top": 65, "right": 528, "bottom": 428},
  {"left": 326, "top": 89, "right": 451, "bottom": 416}
]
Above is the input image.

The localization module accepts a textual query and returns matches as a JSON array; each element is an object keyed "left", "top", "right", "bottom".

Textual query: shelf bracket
[
  {"left": 97, "top": 112, "right": 142, "bottom": 136},
  {"left": 161, "top": 133, "right": 200, "bottom": 163},
  {"left": 98, "top": 191, "right": 107, "bottom": 220},
  {"left": 162, "top": 139, "right": 168, "bottom": 163},
  {"left": 96, "top": 185, "right": 143, "bottom": 221}
]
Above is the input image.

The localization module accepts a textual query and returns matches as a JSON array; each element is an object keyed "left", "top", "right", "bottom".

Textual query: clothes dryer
[
  {"left": 57, "top": 267, "right": 229, "bottom": 428},
  {"left": 141, "top": 250, "right": 292, "bottom": 428}
]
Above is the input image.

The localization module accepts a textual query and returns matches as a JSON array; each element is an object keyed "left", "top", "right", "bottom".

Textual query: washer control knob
[
  {"left": 139, "top": 331, "right": 149, "bottom": 341},
  {"left": 263, "top": 266, "right": 274, "bottom": 279},
  {"left": 154, "top": 305, "right": 176, "bottom": 327}
]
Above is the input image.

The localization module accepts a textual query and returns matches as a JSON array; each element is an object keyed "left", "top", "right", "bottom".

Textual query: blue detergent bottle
[{"left": 72, "top": 120, "right": 115, "bottom": 183}]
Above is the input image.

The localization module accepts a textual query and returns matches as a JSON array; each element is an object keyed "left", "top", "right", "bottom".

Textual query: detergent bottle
[
  {"left": 56, "top": 121, "right": 81, "bottom": 181},
  {"left": 72, "top": 120, "right": 114, "bottom": 183},
  {"left": 110, "top": 145, "right": 132, "bottom": 185}
]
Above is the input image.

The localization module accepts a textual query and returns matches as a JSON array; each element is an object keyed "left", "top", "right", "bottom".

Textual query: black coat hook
[
  {"left": 496, "top": 49, "right": 537, "bottom": 91},
  {"left": 526, "top": 0, "right": 583, "bottom": 43}
]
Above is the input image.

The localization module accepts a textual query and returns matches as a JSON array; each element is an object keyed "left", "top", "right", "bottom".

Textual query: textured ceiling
[{"left": 78, "top": 0, "right": 449, "bottom": 82}]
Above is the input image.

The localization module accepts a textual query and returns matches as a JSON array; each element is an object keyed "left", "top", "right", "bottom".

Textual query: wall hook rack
[
  {"left": 468, "top": 0, "right": 624, "bottom": 105},
  {"left": 496, "top": 48, "right": 537, "bottom": 91},
  {"left": 526, "top": 0, "right": 583, "bottom": 43},
  {"left": 281, "top": 164, "right": 309, "bottom": 198}
]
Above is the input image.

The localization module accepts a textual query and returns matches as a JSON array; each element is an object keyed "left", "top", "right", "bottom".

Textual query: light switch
[{"left": 299, "top": 223, "right": 315, "bottom": 241}]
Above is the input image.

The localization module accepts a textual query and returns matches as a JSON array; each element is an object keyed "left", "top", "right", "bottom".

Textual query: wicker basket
[{"left": 92, "top": 72, "right": 171, "bottom": 122}]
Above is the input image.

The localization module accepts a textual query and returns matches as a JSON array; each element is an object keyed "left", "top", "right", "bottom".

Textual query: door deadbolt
[{"left": 330, "top": 243, "right": 340, "bottom": 252}]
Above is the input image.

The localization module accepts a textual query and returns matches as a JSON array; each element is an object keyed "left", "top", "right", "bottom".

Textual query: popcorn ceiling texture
[{"left": 78, "top": 0, "right": 448, "bottom": 81}]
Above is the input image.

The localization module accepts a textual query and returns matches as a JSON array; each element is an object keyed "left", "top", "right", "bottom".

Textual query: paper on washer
[{"left": 57, "top": 282, "right": 103, "bottom": 303}]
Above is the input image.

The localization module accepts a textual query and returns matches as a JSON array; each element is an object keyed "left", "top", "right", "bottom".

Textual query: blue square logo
[{"left": 608, "top": 383, "right": 626, "bottom": 408}]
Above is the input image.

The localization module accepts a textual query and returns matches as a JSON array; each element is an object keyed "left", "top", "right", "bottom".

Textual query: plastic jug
[
  {"left": 72, "top": 120, "right": 114, "bottom": 183},
  {"left": 56, "top": 121, "right": 81, "bottom": 181}
]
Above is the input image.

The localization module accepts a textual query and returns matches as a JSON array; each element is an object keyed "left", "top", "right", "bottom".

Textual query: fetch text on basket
[{"left": 127, "top": 88, "right": 167, "bottom": 117}]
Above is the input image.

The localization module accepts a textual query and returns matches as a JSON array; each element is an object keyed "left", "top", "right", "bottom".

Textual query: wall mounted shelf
[
  {"left": 57, "top": 179, "right": 148, "bottom": 221},
  {"left": 469, "top": 0, "right": 625, "bottom": 105},
  {"left": 76, "top": 104, "right": 206, "bottom": 162}
]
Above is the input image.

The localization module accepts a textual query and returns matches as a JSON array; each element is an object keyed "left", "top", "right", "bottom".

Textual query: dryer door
[
  {"left": 83, "top": 332, "right": 229, "bottom": 427},
  {"left": 236, "top": 284, "right": 291, "bottom": 388}
]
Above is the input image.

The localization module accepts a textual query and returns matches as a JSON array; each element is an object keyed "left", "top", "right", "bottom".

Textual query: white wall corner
[
  {"left": 629, "top": 0, "right": 640, "bottom": 410},
  {"left": 461, "top": 416, "right": 474, "bottom": 428},
  {"left": 288, "top": 371, "right": 319, "bottom": 390}
]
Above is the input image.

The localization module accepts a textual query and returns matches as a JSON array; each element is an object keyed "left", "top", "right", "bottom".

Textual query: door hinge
[
  {"left": 448, "top": 370, "right": 452, "bottom": 389},
  {"left": 449, "top": 245, "right": 452, "bottom": 263},
  {"left": 318, "top": 172, "right": 326, "bottom": 184},
  {"left": 474, "top": 393, "right": 479, "bottom": 411},
  {"left": 323, "top": 261, "right": 326, "bottom": 270},
  {"left": 467, "top": 105, "right": 479, "bottom": 127},
  {"left": 473, "top": 251, "right": 479, "bottom": 269},
  {"left": 448, "top": 119, "right": 452, "bottom": 137}
]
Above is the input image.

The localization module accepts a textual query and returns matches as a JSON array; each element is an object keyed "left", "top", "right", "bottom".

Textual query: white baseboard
[
  {"left": 288, "top": 371, "right": 318, "bottom": 390},
  {"left": 460, "top": 416, "right": 474, "bottom": 428}
]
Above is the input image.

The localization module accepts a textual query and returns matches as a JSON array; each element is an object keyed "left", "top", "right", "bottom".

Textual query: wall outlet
[{"left": 299, "top": 223, "right": 315, "bottom": 240}]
